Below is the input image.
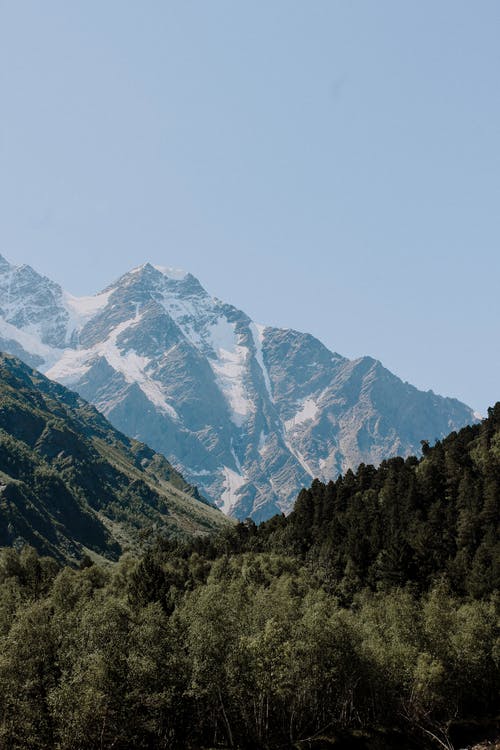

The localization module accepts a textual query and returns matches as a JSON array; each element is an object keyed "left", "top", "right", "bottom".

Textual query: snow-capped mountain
[{"left": 0, "top": 254, "right": 477, "bottom": 520}]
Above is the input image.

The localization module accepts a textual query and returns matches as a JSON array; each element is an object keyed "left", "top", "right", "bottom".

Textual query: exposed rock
[{"left": 0, "top": 254, "right": 477, "bottom": 519}]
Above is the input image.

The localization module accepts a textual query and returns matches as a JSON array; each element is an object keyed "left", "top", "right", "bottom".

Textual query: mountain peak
[
  {"left": 111, "top": 263, "right": 208, "bottom": 303},
  {"left": 152, "top": 264, "right": 188, "bottom": 280},
  {"left": 129, "top": 262, "right": 189, "bottom": 282},
  {"left": 0, "top": 257, "right": 477, "bottom": 520}
]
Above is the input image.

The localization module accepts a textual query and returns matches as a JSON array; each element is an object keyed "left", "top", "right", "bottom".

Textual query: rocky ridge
[
  {"left": 0, "top": 353, "right": 229, "bottom": 562},
  {"left": 0, "top": 254, "right": 476, "bottom": 520}
]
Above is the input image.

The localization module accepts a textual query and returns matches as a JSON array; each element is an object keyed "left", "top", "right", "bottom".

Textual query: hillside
[
  {"left": 0, "top": 407, "right": 497, "bottom": 749},
  {"left": 0, "top": 353, "right": 230, "bottom": 563},
  {"left": 0, "top": 254, "right": 477, "bottom": 520},
  {"left": 209, "top": 404, "right": 500, "bottom": 598}
]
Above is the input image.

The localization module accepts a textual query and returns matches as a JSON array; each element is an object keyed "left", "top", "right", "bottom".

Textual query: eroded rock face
[{"left": 0, "top": 254, "right": 477, "bottom": 520}]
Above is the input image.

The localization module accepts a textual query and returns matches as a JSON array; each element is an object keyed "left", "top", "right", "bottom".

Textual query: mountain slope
[
  {"left": 0, "top": 254, "right": 476, "bottom": 520},
  {"left": 220, "top": 404, "right": 500, "bottom": 598},
  {"left": 0, "top": 353, "right": 230, "bottom": 563}
]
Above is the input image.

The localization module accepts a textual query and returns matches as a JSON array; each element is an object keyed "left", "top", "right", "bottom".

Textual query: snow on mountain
[
  {"left": 0, "top": 253, "right": 478, "bottom": 520},
  {"left": 62, "top": 290, "right": 112, "bottom": 343},
  {"left": 152, "top": 265, "right": 188, "bottom": 280}
]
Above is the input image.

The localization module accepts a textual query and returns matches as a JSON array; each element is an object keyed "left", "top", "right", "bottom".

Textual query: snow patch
[
  {"left": 153, "top": 265, "right": 188, "bottom": 281},
  {"left": 220, "top": 466, "right": 246, "bottom": 514},
  {"left": 211, "top": 343, "right": 252, "bottom": 426},
  {"left": 49, "top": 314, "right": 179, "bottom": 421},
  {"left": 319, "top": 455, "right": 337, "bottom": 477},
  {"left": 206, "top": 317, "right": 237, "bottom": 353},
  {"left": 284, "top": 397, "right": 319, "bottom": 431},
  {"left": 138, "top": 378, "right": 178, "bottom": 420},
  {"left": 157, "top": 284, "right": 256, "bottom": 427},
  {"left": 0, "top": 317, "right": 61, "bottom": 368},
  {"left": 62, "top": 290, "right": 112, "bottom": 343},
  {"left": 250, "top": 323, "right": 273, "bottom": 400},
  {"left": 99, "top": 319, "right": 179, "bottom": 420},
  {"left": 45, "top": 349, "right": 94, "bottom": 385},
  {"left": 158, "top": 290, "right": 208, "bottom": 349},
  {"left": 171, "top": 314, "right": 253, "bottom": 427}
]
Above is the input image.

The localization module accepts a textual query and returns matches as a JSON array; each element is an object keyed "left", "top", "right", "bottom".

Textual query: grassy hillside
[{"left": 0, "top": 353, "right": 231, "bottom": 563}]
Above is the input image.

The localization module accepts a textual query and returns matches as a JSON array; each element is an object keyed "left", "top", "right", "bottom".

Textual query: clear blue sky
[{"left": 1, "top": 1, "right": 499, "bottom": 414}]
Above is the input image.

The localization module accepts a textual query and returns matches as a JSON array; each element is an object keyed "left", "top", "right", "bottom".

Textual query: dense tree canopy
[
  {"left": 200, "top": 404, "right": 500, "bottom": 600},
  {"left": 0, "top": 545, "right": 497, "bottom": 750},
  {"left": 0, "top": 406, "right": 498, "bottom": 748}
]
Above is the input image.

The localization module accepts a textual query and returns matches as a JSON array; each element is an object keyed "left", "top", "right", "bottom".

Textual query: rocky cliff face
[{"left": 0, "top": 254, "right": 476, "bottom": 520}]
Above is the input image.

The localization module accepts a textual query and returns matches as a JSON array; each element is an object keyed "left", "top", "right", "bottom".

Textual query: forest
[{"left": 0, "top": 406, "right": 499, "bottom": 749}]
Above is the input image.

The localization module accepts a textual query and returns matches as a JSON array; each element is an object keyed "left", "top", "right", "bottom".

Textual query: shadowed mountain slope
[{"left": 0, "top": 353, "right": 230, "bottom": 563}]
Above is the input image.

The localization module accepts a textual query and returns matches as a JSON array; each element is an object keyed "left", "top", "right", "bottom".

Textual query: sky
[{"left": 0, "top": 1, "right": 499, "bottom": 414}]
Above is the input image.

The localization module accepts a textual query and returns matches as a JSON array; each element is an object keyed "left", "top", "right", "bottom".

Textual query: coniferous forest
[{"left": 0, "top": 408, "right": 499, "bottom": 749}]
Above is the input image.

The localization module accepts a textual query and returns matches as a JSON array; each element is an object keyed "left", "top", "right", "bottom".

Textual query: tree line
[{"left": 0, "top": 405, "right": 499, "bottom": 748}]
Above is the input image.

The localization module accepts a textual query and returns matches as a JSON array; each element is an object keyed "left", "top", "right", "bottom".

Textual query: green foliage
[
  {"left": 0, "top": 354, "right": 230, "bottom": 563},
  {"left": 0, "top": 546, "right": 497, "bottom": 749},
  {"left": 215, "top": 407, "right": 500, "bottom": 600},
  {"left": 0, "top": 358, "right": 498, "bottom": 748}
]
